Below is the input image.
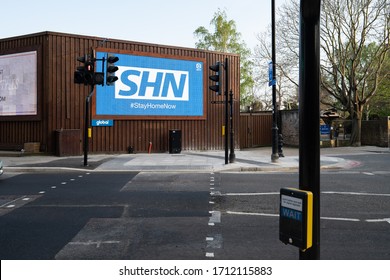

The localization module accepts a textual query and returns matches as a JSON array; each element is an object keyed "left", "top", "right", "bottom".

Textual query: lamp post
[{"left": 271, "top": 0, "right": 279, "bottom": 162}]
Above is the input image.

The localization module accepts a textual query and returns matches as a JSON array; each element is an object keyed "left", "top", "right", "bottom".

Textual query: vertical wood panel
[{"left": 1, "top": 31, "right": 242, "bottom": 153}]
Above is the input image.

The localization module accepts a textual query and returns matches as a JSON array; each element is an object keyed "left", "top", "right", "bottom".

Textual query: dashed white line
[{"left": 205, "top": 252, "right": 214, "bottom": 258}]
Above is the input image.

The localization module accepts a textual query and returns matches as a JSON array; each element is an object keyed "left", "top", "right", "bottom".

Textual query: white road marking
[
  {"left": 0, "top": 195, "right": 32, "bottom": 207},
  {"left": 224, "top": 191, "right": 390, "bottom": 197},
  {"left": 39, "top": 191, "right": 45, "bottom": 194},
  {"left": 209, "top": 211, "right": 221, "bottom": 223},
  {"left": 366, "top": 218, "right": 390, "bottom": 224},
  {"left": 210, "top": 191, "right": 222, "bottom": 196},
  {"left": 362, "top": 172, "right": 374, "bottom": 176},
  {"left": 227, "top": 211, "right": 279, "bottom": 217},
  {"left": 323, "top": 191, "right": 390, "bottom": 197},
  {"left": 69, "top": 240, "right": 120, "bottom": 248},
  {"left": 321, "top": 217, "right": 360, "bottom": 222},
  {"left": 205, "top": 252, "right": 214, "bottom": 258},
  {"left": 225, "top": 192, "right": 279, "bottom": 196}
]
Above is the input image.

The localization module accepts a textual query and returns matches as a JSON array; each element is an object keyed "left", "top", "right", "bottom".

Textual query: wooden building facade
[{"left": 0, "top": 32, "right": 241, "bottom": 154}]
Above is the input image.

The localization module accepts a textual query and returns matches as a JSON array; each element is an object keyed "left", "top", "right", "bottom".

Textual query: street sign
[
  {"left": 92, "top": 119, "right": 114, "bottom": 127},
  {"left": 279, "top": 188, "right": 313, "bottom": 251},
  {"left": 268, "top": 61, "right": 276, "bottom": 86},
  {"left": 320, "top": 124, "right": 330, "bottom": 135}
]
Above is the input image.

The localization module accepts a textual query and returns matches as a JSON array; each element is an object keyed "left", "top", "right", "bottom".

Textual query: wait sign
[{"left": 279, "top": 188, "right": 313, "bottom": 251}]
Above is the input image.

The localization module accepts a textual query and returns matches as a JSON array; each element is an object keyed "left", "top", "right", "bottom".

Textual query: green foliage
[
  {"left": 194, "top": 9, "right": 254, "bottom": 107},
  {"left": 366, "top": 52, "right": 390, "bottom": 118}
]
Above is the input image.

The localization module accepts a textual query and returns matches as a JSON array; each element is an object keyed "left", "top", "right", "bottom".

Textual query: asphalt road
[{"left": 0, "top": 152, "right": 389, "bottom": 260}]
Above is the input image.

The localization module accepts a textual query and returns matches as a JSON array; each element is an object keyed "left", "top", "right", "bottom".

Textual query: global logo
[{"left": 114, "top": 66, "right": 189, "bottom": 101}]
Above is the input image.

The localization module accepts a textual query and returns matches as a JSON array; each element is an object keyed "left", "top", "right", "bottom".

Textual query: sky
[{"left": 1, "top": 0, "right": 287, "bottom": 51}]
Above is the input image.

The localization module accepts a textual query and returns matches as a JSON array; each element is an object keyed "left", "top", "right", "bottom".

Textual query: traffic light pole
[
  {"left": 229, "top": 90, "right": 236, "bottom": 163},
  {"left": 271, "top": 0, "right": 279, "bottom": 163},
  {"left": 224, "top": 58, "right": 229, "bottom": 165},
  {"left": 83, "top": 85, "right": 94, "bottom": 166},
  {"left": 299, "top": 0, "right": 321, "bottom": 260}
]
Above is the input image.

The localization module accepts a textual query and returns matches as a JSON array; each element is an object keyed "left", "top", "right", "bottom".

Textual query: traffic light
[
  {"left": 74, "top": 54, "right": 104, "bottom": 86},
  {"left": 209, "top": 62, "right": 221, "bottom": 95},
  {"left": 106, "top": 54, "right": 119, "bottom": 85},
  {"left": 74, "top": 55, "right": 88, "bottom": 84},
  {"left": 93, "top": 72, "right": 105, "bottom": 86},
  {"left": 84, "top": 60, "right": 94, "bottom": 85}
]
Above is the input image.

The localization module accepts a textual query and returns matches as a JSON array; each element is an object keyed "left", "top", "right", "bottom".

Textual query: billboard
[
  {"left": 94, "top": 51, "right": 205, "bottom": 119},
  {"left": 0, "top": 51, "right": 37, "bottom": 116}
]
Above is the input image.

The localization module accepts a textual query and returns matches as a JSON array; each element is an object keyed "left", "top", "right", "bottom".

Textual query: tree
[
  {"left": 255, "top": 0, "right": 389, "bottom": 146},
  {"left": 254, "top": 0, "right": 300, "bottom": 110},
  {"left": 366, "top": 53, "right": 390, "bottom": 118},
  {"left": 194, "top": 9, "right": 254, "bottom": 108},
  {"left": 321, "top": 0, "right": 389, "bottom": 146}
]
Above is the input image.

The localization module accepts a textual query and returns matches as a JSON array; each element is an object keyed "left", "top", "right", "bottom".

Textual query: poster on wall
[
  {"left": 94, "top": 51, "right": 205, "bottom": 119},
  {"left": 0, "top": 51, "right": 37, "bottom": 116}
]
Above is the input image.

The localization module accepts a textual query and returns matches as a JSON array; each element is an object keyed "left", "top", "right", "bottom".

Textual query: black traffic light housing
[
  {"left": 74, "top": 55, "right": 88, "bottom": 84},
  {"left": 74, "top": 54, "right": 105, "bottom": 86},
  {"left": 209, "top": 62, "right": 221, "bottom": 95},
  {"left": 106, "top": 54, "right": 119, "bottom": 85}
]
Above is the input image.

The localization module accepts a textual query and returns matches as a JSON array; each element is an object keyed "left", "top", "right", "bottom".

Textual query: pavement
[{"left": 1, "top": 145, "right": 389, "bottom": 173}]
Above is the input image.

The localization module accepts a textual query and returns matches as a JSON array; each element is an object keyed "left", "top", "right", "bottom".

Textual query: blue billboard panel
[{"left": 95, "top": 52, "right": 204, "bottom": 118}]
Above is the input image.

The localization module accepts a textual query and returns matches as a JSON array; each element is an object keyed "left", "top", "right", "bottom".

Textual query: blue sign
[
  {"left": 92, "top": 119, "right": 113, "bottom": 127},
  {"left": 95, "top": 52, "right": 204, "bottom": 118},
  {"left": 268, "top": 61, "right": 276, "bottom": 86},
  {"left": 320, "top": 124, "right": 331, "bottom": 135}
]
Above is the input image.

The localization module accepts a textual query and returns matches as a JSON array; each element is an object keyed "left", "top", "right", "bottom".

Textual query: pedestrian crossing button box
[{"left": 279, "top": 188, "right": 313, "bottom": 251}]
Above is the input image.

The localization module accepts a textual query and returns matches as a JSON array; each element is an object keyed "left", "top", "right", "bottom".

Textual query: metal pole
[
  {"left": 83, "top": 85, "right": 94, "bottom": 166},
  {"left": 229, "top": 90, "right": 236, "bottom": 163},
  {"left": 224, "top": 57, "right": 229, "bottom": 165},
  {"left": 271, "top": 0, "right": 279, "bottom": 162},
  {"left": 299, "top": 0, "right": 321, "bottom": 260}
]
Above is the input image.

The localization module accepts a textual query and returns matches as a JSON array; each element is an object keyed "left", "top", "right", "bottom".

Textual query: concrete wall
[
  {"left": 280, "top": 111, "right": 389, "bottom": 148},
  {"left": 280, "top": 110, "right": 299, "bottom": 146},
  {"left": 361, "top": 117, "right": 390, "bottom": 147}
]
